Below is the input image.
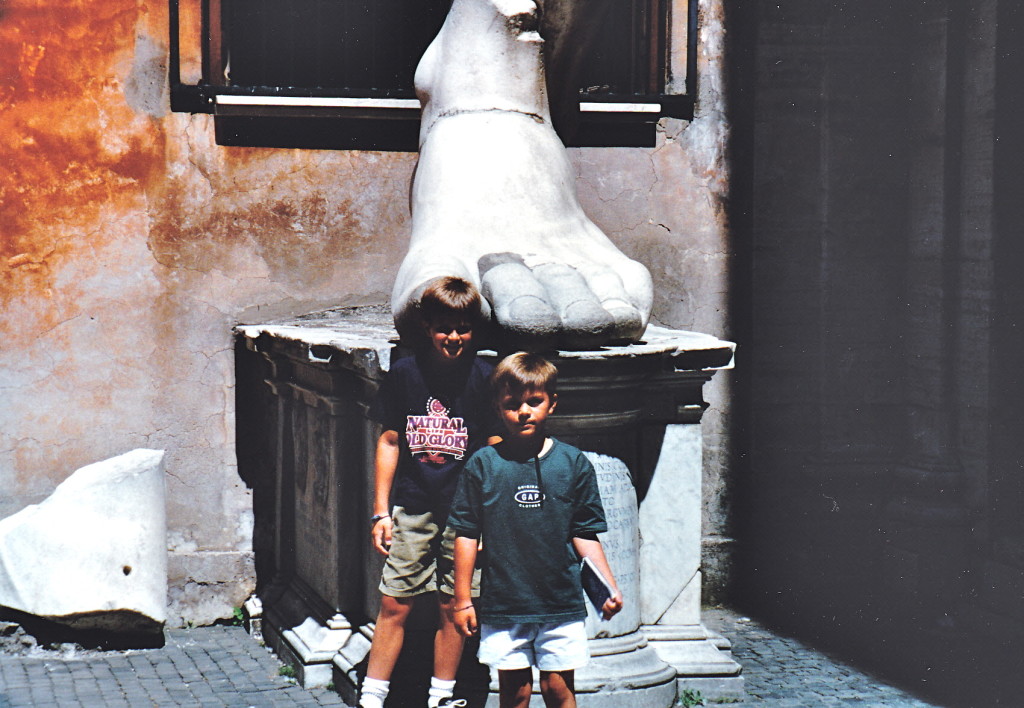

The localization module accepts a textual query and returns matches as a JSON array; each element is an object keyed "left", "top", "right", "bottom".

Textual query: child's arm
[
  {"left": 452, "top": 535, "right": 479, "bottom": 636},
  {"left": 572, "top": 536, "right": 624, "bottom": 620},
  {"left": 370, "top": 429, "right": 400, "bottom": 556}
]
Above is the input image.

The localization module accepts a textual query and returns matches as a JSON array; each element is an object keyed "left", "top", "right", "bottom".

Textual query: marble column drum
[{"left": 235, "top": 306, "right": 741, "bottom": 705}]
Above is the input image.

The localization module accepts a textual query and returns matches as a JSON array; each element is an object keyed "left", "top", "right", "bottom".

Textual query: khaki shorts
[{"left": 379, "top": 505, "right": 481, "bottom": 598}]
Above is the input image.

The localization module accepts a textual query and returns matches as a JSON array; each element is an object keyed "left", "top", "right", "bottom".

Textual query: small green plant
[
  {"left": 278, "top": 665, "right": 296, "bottom": 679},
  {"left": 679, "top": 688, "right": 704, "bottom": 707},
  {"left": 231, "top": 606, "right": 245, "bottom": 626},
  {"left": 326, "top": 682, "right": 335, "bottom": 692}
]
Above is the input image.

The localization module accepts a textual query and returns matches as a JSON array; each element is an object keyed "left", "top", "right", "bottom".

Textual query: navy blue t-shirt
[{"left": 370, "top": 353, "right": 497, "bottom": 517}]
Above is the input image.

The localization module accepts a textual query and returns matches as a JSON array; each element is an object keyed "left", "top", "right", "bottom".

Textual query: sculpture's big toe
[
  {"left": 475, "top": 253, "right": 648, "bottom": 350},
  {"left": 480, "top": 256, "right": 561, "bottom": 349}
]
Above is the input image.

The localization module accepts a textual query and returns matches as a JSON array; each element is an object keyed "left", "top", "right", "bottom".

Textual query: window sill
[{"left": 173, "top": 86, "right": 693, "bottom": 150}]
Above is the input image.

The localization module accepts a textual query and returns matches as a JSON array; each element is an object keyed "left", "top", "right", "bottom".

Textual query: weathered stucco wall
[
  {"left": 0, "top": 0, "right": 730, "bottom": 623},
  {"left": 571, "top": 0, "right": 732, "bottom": 599}
]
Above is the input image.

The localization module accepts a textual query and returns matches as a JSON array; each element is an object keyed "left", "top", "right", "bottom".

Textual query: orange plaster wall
[
  {"left": 0, "top": 0, "right": 731, "bottom": 621},
  {"left": 0, "top": 0, "right": 415, "bottom": 623}
]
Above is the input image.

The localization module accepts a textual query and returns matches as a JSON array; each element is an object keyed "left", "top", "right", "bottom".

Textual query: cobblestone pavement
[
  {"left": 0, "top": 625, "right": 344, "bottom": 708},
  {"left": 0, "top": 610, "right": 944, "bottom": 707},
  {"left": 704, "top": 609, "right": 941, "bottom": 707}
]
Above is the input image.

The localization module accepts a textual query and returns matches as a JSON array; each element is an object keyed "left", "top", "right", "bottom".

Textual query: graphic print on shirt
[
  {"left": 406, "top": 398, "right": 469, "bottom": 464},
  {"left": 515, "top": 484, "right": 544, "bottom": 508}
]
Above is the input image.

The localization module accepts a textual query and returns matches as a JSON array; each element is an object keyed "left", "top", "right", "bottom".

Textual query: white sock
[
  {"left": 360, "top": 677, "right": 390, "bottom": 708},
  {"left": 427, "top": 677, "right": 457, "bottom": 707}
]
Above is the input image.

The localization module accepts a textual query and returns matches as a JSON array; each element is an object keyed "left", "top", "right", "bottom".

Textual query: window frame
[{"left": 168, "top": 0, "right": 697, "bottom": 148}]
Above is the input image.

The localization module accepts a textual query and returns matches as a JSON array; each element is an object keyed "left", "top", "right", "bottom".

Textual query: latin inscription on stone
[{"left": 583, "top": 452, "right": 641, "bottom": 638}]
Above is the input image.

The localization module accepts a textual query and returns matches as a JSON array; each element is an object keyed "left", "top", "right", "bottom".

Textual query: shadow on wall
[
  {"left": 724, "top": 0, "right": 1024, "bottom": 706},
  {"left": 234, "top": 335, "right": 280, "bottom": 594}
]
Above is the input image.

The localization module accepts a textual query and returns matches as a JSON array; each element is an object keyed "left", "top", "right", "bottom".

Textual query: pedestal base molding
[
  {"left": 643, "top": 624, "right": 745, "bottom": 701},
  {"left": 262, "top": 584, "right": 355, "bottom": 688}
]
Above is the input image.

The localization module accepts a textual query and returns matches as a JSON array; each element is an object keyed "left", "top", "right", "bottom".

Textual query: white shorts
[{"left": 477, "top": 620, "right": 589, "bottom": 672}]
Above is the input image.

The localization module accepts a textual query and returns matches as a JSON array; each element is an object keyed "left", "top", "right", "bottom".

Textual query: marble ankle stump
[
  {"left": 391, "top": 0, "right": 653, "bottom": 350},
  {"left": 0, "top": 449, "right": 168, "bottom": 636}
]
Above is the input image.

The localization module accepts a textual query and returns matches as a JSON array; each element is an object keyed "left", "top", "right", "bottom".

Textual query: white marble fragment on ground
[{"left": 0, "top": 449, "right": 168, "bottom": 632}]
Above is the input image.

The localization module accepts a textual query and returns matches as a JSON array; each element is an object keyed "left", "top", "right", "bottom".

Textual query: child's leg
[
  {"left": 538, "top": 670, "right": 576, "bottom": 708},
  {"left": 426, "top": 593, "right": 464, "bottom": 707},
  {"left": 434, "top": 593, "right": 465, "bottom": 679},
  {"left": 431, "top": 520, "right": 483, "bottom": 706},
  {"left": 359, "top": 594, "right": 415, "bottom": 707},
  {"left": 533, "top": 620, "right": 586, "bottom": 708},
  {"left": 498, "top": 668, "right": 534, "bottom": 708},
  {"left": 365, "top": 594, "right": 415, "bottom": 680},
  {"left": 364, "top": 505, "right": 440, "bottom": 694}
]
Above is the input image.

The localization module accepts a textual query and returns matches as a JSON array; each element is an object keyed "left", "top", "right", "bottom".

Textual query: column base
[
  {"left": 643, "top": 624, "right": 745, "bottom": 702},
  {"left": 262, "top": 583, "right": 355, "bottom": 688}
]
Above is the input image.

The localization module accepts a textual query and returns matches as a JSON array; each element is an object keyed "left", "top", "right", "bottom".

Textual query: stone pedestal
[
  {"left": 639, "top": 424, "right": 745, "bottom": 702},
  {"left": 235, "top": 305, "right": 741, "bottom": 704}
]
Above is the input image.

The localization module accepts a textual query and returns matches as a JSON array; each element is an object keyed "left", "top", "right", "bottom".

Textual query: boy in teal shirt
[{"left": 448, "top": 352, "right": 623, "bottom": 708}]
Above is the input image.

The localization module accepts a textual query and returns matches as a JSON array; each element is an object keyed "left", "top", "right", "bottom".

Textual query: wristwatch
[{"left": 370, "top": 513, "right": 390, "bottom": 526}]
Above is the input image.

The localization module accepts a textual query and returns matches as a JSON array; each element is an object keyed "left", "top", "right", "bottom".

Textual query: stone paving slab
[{"left": 0, "top": 611, "right": 944, "bottom": 707}]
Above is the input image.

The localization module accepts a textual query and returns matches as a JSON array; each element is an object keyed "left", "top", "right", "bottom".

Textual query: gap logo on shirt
[
  {"left": 515, "top": 484, "right": 544, "bottom": 508},
  {"left": 406, "top": 398, "right": 469, "bottom": 464}
]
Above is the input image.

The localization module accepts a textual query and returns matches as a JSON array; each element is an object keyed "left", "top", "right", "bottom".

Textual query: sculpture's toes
[
  {"left": 531, "top": 263, "right": 616, "bottom": 349},
  {"left": 480, "top": 255, "right": 561, "bottom": 350},
  {"left": 578, "top": 265, "right": 647, "bottom": 343},
  {"left": 479, "top": 253, "right": 649, "bottom": 350}
]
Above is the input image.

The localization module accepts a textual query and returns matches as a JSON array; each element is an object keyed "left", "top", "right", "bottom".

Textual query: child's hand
[
  {"left": 601, "top": 591, "right": 623, "bottom": 621},
  {"left": 452, "top": 603, "right": 478, "bottom": 637},
  {"left": 371, "top": 516, "right": 393, "bottom": 556}
]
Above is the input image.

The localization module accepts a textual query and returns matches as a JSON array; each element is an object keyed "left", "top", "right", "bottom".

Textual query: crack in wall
[{"left": 648, "top": 566, "right": 700, "bottom": 626}]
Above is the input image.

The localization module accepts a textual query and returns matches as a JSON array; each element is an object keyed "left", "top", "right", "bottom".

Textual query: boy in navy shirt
[
  {"left": 448, "top": 353, "right": 623, "bottom": 708},
  {"left": 361, "top": 277, "right": 497, "bottom": 708}
]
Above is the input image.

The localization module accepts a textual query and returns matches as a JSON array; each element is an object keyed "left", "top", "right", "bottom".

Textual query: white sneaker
[
  {"left": 433, "top": 699, "right": 468, "bottom": 708},
  {"left": 359, "top": 695, "right": 385, "bottom": 708}
]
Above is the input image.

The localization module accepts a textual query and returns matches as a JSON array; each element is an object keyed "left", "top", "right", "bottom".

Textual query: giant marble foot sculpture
[{"left": 391, "top": 0, "right": 653, "bottom": 350}]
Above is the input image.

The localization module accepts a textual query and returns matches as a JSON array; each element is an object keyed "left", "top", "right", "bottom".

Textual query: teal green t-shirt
[{"left": 447, "top": 438, "right": 608, "bottom": 624}]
